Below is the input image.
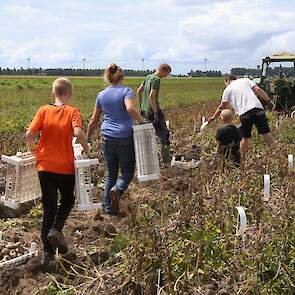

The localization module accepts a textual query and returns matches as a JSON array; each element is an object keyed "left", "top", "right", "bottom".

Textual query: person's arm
[
  {"left": 26, "top": 108, "right": 43, "bottom": 152},
  {"left": 252, "top": 85, "right": 271, "bottom": 102},
  {"left": 137, "top": 84, "right": 144, "bottom": 107},
  {"left": 86, "top": 106, "right": 102, "bottom": 142},
  {"left": 74, "top": 127, "right": 89, "bottom": 153},
  {"left": 149, "top": 88, "right": 158, "bottom": 114},
  {"left": 25, "top": 130, "right": 38, "bottom": 152},
  {"left": 208, "top": 101, "right": 229, "bottom": 123},
  {"left": 125, "top": 98, "right": 145, "bottom": 124},
  {"left": 71, "top": 108, "right": 90, "bottom": 154}
]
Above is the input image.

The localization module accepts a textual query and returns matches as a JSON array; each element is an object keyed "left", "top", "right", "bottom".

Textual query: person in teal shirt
[{"left": 137, "top": 63, "right": 172, "bottom": 163}]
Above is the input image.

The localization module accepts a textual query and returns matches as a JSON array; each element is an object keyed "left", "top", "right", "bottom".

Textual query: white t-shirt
[{"left": 222, "top": 78, "right": 264, "bottom": 116}]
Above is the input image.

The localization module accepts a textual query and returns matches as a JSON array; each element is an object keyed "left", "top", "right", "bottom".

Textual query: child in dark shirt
[{"left": 216, "top": 109, "right": 242, "bottom": 166}]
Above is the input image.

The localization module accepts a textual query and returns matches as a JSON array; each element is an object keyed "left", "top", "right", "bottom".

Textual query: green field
[
  {"left": 1, "top": 76, "right": 295, "bottom": 294},
  {"left": 0, "top": 76, "right": 223, "bottom": 133}
]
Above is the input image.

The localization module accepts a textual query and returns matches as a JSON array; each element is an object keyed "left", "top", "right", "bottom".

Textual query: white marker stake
[
  {"left": 166, "top": 120, "right": 170, "bottom": 130},
  {"left": 201, "top": 116, "right": 206, "bottom": 125},
  {"left": 200, "top": 121, "right": 209, "bottom": 132},
  {"left": 263, "top": 174, "right": 270, "bottom": 201},
  {"left": 157, "top": 268, "right": 161, "bottom": 294},
  {"left": 288, "top": 154, "right": 293, "bottom": 170},
  {"left": 171, "top": 156, "right": 176, "bottom": 167},
  {"left": 235, "top": 206, "right": 247, "bottom": 236}
]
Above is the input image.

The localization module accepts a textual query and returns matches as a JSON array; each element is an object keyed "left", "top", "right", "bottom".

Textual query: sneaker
[
  {"left": 109, "top": 187, "right": 120, "bottom": 213},
  {"left": 41, "top": 251, "right": 54, "bottom": 266},
  {"left": 47, "top": 228, "right": 68, "bottom": 254}
]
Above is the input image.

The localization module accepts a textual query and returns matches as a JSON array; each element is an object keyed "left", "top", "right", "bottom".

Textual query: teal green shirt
[{"left": 141, "top": 73, "right": 160, "bottom": 113}]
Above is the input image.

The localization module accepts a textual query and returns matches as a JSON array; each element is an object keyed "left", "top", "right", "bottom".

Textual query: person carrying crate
[
  {"left": 26, "top": 78, "right": 89, "bottom": 266},
  {"left": 137, "top": 64, "right": 172, "bottom": 163},
  {"left": 87, "top": 64, "right": 144, "bottom": 215}
]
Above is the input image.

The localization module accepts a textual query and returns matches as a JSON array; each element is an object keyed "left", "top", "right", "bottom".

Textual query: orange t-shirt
[{"left": 29, "top": 104, "right": 82, "bottom": 175}]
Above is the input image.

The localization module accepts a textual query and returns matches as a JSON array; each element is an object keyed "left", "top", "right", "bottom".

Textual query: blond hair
[
  {"left": 220, "top": 109, "right": 233, "bottom": 123},
  {"left": 104, "top": 63, "right": 124, "bottom": 84},
  {"left": 52, "top": 77, "right": 73, "bottom": 97}
]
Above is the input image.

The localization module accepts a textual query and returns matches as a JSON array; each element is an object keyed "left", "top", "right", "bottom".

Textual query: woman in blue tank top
[{"left": 87, "top": 64, "right": 144, "bottom": 215}]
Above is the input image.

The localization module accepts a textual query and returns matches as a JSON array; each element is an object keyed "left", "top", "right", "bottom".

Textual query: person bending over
[{"left": 209, "top": 74, "right": 274, "bottom": 155}]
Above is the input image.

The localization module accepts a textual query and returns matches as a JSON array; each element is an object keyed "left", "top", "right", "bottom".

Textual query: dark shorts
[{"left": 239, "top": 108, "right": 270, "bottom": 139}]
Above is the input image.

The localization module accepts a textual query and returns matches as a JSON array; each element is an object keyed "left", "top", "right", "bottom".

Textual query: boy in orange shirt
[{"left": 26, "top": 78, "right": 89, "bottom": 265}]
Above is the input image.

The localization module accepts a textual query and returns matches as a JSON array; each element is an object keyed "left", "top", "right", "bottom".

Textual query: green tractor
[{"left": 252, "top": 53, "right": 295, "bottom": 114}]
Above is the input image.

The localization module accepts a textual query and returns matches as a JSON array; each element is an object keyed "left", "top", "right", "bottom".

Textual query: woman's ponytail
[{"left": 104, "top": 63, "right": 124, "bottom": 84}]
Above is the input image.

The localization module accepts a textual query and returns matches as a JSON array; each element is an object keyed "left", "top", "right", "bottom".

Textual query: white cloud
[
  {"left": 0, "top": 0, "right": 295, "bottom": 73},
  {"left": 149, "top": 0, "right": 295, "bottom": 71}
]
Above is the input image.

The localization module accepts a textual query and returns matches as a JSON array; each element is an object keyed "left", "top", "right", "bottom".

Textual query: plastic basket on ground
[
  {"left": 0, "top": 153, "right": 41, "bottom": 210},
  {"left": 133, "top": 123, "right": 160, "bottom": 182},
  {"left": 171, "top": 155, "right": 201, "bottom": 170},
  {"left": 0, "top": 232, "right": 38, "bottom": 269},
  {"left": 72, "top": 139, "right": 102, "bottom": 211}
]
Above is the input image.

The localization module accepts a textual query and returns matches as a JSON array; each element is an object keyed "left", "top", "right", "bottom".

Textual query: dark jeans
[
  {"left": 102, "top": 136, "right": 135, "bottom": 213},
  {"left": 38, "top": 172, "right": 75, "bottom": 253},
  {"left": 142, "top": 109, "right": 170, "bottom": 145}
]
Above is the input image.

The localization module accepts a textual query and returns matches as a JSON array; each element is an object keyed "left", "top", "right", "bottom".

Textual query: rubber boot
[{"left": 161, "top": 143, "right": 171, "bottom": 164}]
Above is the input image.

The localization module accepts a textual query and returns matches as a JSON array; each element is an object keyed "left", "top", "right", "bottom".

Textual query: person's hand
[{"left": 28, "top": 143, "right": 37, "bottom": 153}]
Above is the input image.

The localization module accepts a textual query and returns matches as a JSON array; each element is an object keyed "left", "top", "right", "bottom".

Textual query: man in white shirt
[{"left": 208, "top": 75, "right": 274, "bottom": 154}]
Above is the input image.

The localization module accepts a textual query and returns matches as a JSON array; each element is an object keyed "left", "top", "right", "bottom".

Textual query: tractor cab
[{"left": 254, "top": 53, "right": 295, "bottom": 114}]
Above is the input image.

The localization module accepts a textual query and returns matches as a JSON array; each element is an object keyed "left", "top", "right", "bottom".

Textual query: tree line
[
  {"left": 1, "top": 67, "right": 294, "bottom": 77},
  {"left": 231, "top": 67, "right": 295, "bottom": 77},
  {"left": 0, "top": 67, "right": 224, "bottom": 77},
  {"left": 0, "top": 67, "right": 155, "bottom": 77}
]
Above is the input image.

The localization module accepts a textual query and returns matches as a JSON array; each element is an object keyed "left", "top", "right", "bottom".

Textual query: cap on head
[
  {"left": 52, "top": 77, "right": 73, "bottom": 98},
  {"left": 220, "top": 109, "right": 233, "bottom": 123}
]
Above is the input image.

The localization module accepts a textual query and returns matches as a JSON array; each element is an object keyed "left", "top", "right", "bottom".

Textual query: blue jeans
[{"left": 102, "top": 136, "right": 135, "bottom": 213}]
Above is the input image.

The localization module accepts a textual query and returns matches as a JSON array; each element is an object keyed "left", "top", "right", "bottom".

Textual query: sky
[{"left": 0, "top": 0, "right": 295, "bottom": 74}]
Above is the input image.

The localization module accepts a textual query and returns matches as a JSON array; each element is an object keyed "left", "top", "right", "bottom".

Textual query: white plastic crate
[
  {"left": 171, "top": 156, "right": 201, "bottom": 169},
  {"left": 133, "top": 123, "right": 160, "bottom": 182},
  {"left": 0, "top": 153, "right": 41, "bottom": 210},
  {"left": 0, "top": 232, "right": 38, "bottom": 269},
  {"left": 72, "top": 139, "right": 101, "bottom": 211},
  {"left": 72, "top": 137, "right": 88, "bottom": 160},
  {"left": 75, "top": 158, "right": 101, "bottom": 211}
]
